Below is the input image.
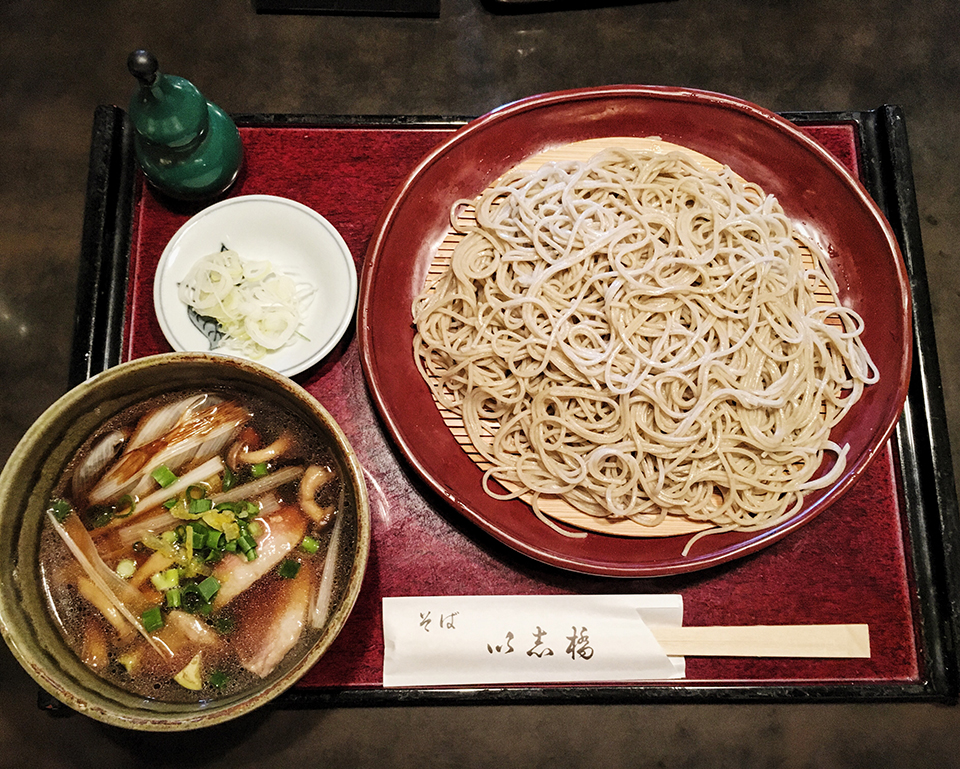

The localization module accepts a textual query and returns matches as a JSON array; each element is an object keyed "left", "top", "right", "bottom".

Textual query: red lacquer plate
[{"left": 357, "top": 85, "right": 912, "bottom": 577}]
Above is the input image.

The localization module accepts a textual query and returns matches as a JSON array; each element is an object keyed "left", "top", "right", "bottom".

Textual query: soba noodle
[{"left": 412, "top": 146, "right": 877, "bottom": 544}]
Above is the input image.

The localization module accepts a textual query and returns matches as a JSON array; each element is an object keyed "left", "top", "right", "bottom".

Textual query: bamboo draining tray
[{"left": 420, "top": 137, "right": 842, "bottom": 539}]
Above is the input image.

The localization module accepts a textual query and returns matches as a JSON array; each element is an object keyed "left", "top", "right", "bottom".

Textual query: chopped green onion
[
  {"left": 151, "top": 465, "right": 178, "bottom": 488},
  {"left": 189, "top": 497, "right": 213, "bottom": 515},
  {"left": 246, "top": 520, "right": 264, "bottom": 539},
  {"left": 218, "top": 499, "right": 258, "bottom": 519},
  {"left": 47, "top": 498, "right": 72, "bottom": 523},
  {"left": 179, "top": 585, "right": 202, "bottom": 612},
  {"left": 179, "top": 583, "right": 214, "bottom": 615},
  {"left": 191, "top": 526, "right": 208, "bottom": 550},
  {"left": 211, "top": 614, "right": 235, "bottom": 635},
  {"left": 141, "top": 606, "right": 164, "bottom": 633},
  {"left": 236, "top": 533, "right": 257, "bottom": 554},
  {"left": 115, "top": 495, "right": 136, "bottom": 518},
  {"left": 160, "top": 529, "right": 179, "bottom": 545},
  {"left": 166, "top": 588, "right": 182, "bottom": 609},
  {"left": 205, "top": 549, "right": 224, "bottom": 564},
  {"left": 277, "top": 559, "right": 301, "bottom": 579},
  {"left": 206, "top": 528, "right": 223, "bottom": 548},
  {"left": 222, "top": 466, "right": 237, "bottom": 492},
  {"left": 196, "top": 576, "right": 221, "bottom": 602},
  {"left": 116, "top": 559, "right": 137, "bottom": 579},
  {"left": 243, "top": 549, "right": 257, "bottom": 562},
  {"left": 209, "top": 670, "right": 229, "bottom": 689},
  {"left": 151, "top": 567, "right": 180, "bottom": 591},
  {"left": 250, "top": 462, "right": 269, "bottom": 479},
  {"left": 300, "top": 536, "right": 320, "bottom": 554},
  {"left": 162, "top": 498, "right": 178, "bottom": 509}
]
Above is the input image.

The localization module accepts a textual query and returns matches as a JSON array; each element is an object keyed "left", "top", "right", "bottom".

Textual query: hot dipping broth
[{"left": 40, "top": 385, "right": 354, "bottom": 704}]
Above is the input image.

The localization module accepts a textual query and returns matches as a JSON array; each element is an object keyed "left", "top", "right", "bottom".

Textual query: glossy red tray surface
[{"left": 122, "top": 117, "right": 918, "bottom": 691}]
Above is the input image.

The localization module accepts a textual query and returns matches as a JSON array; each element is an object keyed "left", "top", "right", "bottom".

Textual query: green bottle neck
[{"left": 130, "top": 74, "right": 208, "bottom": 149}]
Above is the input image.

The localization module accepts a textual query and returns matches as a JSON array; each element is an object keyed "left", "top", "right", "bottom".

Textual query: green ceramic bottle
[{"left": 127, "top": 50, "right": 243, "bottom": 201}]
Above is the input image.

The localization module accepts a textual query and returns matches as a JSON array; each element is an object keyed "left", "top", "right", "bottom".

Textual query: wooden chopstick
[{"left": 649, "top": 624, "right": 870, "bottom": 658}]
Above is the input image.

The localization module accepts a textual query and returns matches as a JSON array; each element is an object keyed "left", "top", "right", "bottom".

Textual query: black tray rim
[{"left": 67, "top": 105, "right": 960, "bottom": 708}]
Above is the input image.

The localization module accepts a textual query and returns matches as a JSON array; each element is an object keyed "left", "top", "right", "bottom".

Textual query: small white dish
[{"left": 154, "top": 195, "right": 357, "bottom": 377}]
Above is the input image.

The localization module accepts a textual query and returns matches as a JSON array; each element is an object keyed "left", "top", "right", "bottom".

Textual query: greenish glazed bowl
[{"left": 0, "top": 352, "right": 370, "bottom": 731}]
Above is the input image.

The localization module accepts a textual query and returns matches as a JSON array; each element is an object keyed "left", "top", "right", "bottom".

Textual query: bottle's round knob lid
[{"left": 128, "top": 50, "right": 159, "bottom": 86}]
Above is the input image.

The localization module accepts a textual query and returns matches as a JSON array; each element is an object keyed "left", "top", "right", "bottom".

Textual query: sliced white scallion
[
  {"left": 177, "top": 248, "right": 310, "bottom": 359},
  {"left": 310, "top": 486, "right": 345, "bottom": 629},
  {"left": 100, "top": 456, "right": 225, "bottom": 532}
]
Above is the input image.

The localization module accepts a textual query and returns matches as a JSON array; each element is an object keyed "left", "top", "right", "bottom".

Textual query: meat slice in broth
[
  {"left": 234, "top": 568, "right": 313, "bottom": 677},
  {"left": 211, "top": 508, "right": 306, "bottom": 609}
]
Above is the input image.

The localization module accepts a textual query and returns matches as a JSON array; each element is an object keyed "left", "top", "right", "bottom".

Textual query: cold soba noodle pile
[
  {"left": 41, "top": 389, "right": 345, "bottom": 701},
  {"left": 412, "top": 144, "right": 877, "bottom": 548}
]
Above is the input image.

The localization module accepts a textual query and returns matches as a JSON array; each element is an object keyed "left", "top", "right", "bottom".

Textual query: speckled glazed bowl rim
[{"left": 0, "top": 352, "right": 370, "bottom": 731}]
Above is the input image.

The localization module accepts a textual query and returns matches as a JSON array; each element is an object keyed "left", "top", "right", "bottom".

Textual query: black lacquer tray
[{"left": 67, "top": 105, "right": 960, "bottom": 705}]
